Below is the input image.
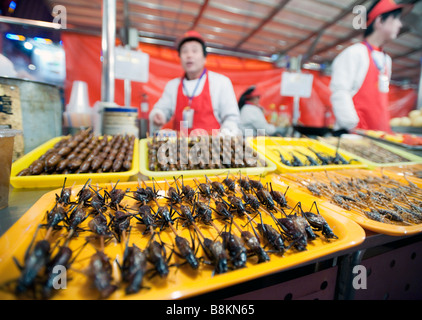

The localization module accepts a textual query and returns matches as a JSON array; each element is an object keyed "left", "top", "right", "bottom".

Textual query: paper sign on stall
[
  {"left": 115, "top": 46, "right": 149, "bottom": 83},
  {"left": 281, "top": 72, "right": 313, "bottom": 98}
]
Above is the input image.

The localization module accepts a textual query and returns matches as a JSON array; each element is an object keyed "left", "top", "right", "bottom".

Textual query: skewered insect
[
  {"left": 55, "top": 178, "right": 73, "bottom": 205},
  {"left": 237, "top": 172, "right": 251, "bottom": 193},
  {"left": 221, "top": 228, "right": 247, "bottom": 269},
  {"left": 274, "top": 149, "right": 292, "bottom": 166},
  {"left": 249, "top": 177, "right": 264, "bottom": 191},
  {"left": 194, "top": 178, "right": 212, "bottom": 199},
  {"left": 106, "top": 180, "right": 130, "bottom": 209},
  {"left": 206, "top": 175, "right": 226, "bottom": 197},
  {"left": 117, "top": 229, "right": 148, "bottom": 295},
  {"left": 241, "top": 230, "right": 270, "bottom": 263},
  {"left": 227, "top": 195, "right": 247, "bottom": 217},
  {"left": 240, "top": 189, "right": 260, "bottom": 211},
  {"left": 89, "top": 186, "right": 108, "bottom": 214},
  {"left": 164, "top": 178, "right": 183, "bottom": 205},
  {"left": 42, "top": 241, "right": 88, "bottom": 299},
  {"left": 86, "top": 250, "right": 117, "bottom": 299},
  {"left": 254, "top": 188, "right": 276, "bottom": 211},
  {"left": 171, "top": 230, "right": 201, "bottom": 270},
  {"left": 176, "top": 175, "right": 196, "bottom": 203},
  {"left": 65, "top": 203, "right": 89, "bottom": 238},
  {"left": 300, "top": 202, "right": 338, "bottom": 239},
  {"left": 132, "top": 205, "right": 156, "bottom": 235},
  {"left": 76, "top": 179, "right": 93, "bottom": 205},
  {"left": 222, "top": 172, "right": 236, "bottom": 193},
  {"left": 269, "top": 183, "right": 289, "bottom": 208},
  {"left": 277, "top": 214, "right": 308, "bottom": 252},
  {"left": 153, "top": 205, "right": 177, "bottom": 231},
  {"left": 12, "top": 226, "right": 51, "bottom": 296},
  {"left": 256, "top": 223, "right": 286, "bottom": 254},
  {"left": 108, "top": 209, "right": 132, "bottom": 242},
  {"left": 193, "top": 196, "right": 214, "bottom": 226},
  {"left": 88, "top": 212, "right": 113, "bottom": 240},
  {"left": 197, "top": 235, "right": 228, "bottom": 275},
  {"left": 146, "top": 234, "right": 172, "bottom": 279}
]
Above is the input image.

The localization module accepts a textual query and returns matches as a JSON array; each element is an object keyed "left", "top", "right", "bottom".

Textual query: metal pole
[
  {"left": 418, "top": 58, "right": 422, "bottom": 110},
  {"left": 123, "top": 0, "right": 131, "bottom": 107},
  {"left": 101, "top": 0, "right": 116, "bottom": 103}
]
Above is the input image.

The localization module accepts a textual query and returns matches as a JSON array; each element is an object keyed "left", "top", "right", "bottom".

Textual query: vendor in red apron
[
  {"left": 330, "top": 0, "right": 409, "bottom": 135},
  {"left": 149, "top": 30, "right": 240, "bottom": 135}
]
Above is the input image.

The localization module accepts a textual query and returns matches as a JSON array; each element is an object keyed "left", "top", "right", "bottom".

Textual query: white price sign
[
  {"left": 115, "top": 46, "right": 149, "bottom": 83},
  {"left": 281, "top": 72, "right": 313, "bottom": 98}
]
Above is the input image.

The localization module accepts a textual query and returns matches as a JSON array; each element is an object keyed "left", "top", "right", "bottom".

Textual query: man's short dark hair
[{"left": 177, "top": 38, "right": 207, "bottom": 57}]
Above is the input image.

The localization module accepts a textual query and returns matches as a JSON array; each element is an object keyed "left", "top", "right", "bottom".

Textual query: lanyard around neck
[
  {"left": 363, "top": 41, "right": 387, "bottom": 73},
  {"left": 182, "top": 69, "right": 206, "bottom": 107}
]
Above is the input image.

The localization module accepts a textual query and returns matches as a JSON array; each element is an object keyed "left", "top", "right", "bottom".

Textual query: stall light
[
  {"left": 23, "top": 41, "right": 33, "bottom": 50},
  {"left": 34, "top": 37, "right": 53, "bottom": 44},
  {"left": 8, "top": 1, "right": 16, "bottom": 14},
  {"left": 5, "top": 33, "right": 26, "bottom": 41}
]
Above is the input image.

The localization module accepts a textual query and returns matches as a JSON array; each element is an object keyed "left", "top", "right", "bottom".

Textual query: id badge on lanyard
[
  {"left": 182, "top": 69, "right": 206, "bottom": 129},
  {"left": 367, "top": 42, "right": 389, "bottom": 93},
  {"left": 182, "top": 106, "right": 194, "bottom": 129},
  {"left": 378, "top": 73, "right": 389, "bottom": 93}
]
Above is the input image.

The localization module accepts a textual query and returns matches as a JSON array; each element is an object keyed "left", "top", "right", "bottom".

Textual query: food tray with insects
[
  {"left": 317, "top": 135, "right": 422, "bottom": 168},
  {"left": 381, "top": 164, "right": 422, "bottom": 182},
  {"left": 139, "top": 136, "right": 277, "bottom": 179},
  {"left": 356, "top": 129, "right": 422, "bottom": 150},
  {"left": 272, "top": 169, "right": 422, "bottom": 236},
  {"left": 10, "top": 130, "right": 139, "bottom": 189},
  {"left": 248, "top": 137, "right": 367, "bottom": 173},
  {"left": 0, "top": 173, "right": 365, "bottom": 300}
]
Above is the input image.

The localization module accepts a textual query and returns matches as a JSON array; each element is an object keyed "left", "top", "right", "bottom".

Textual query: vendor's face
[
  {"left": 379, "top": 15, "right": 403, "bottom": 40},
  {"left": 179, "top": 41, "right": 206, "bottom": 79}
]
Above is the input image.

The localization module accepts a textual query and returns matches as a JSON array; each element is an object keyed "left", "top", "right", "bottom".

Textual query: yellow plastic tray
[
  {"left": 139, "top": 137, "right": 277, "bottom": 179},
  {"left": 272, "top": 169, "right": 422, "bottom": 236},
  {"left": 248, "top": 137, "right": 367, "bottom": 173},
  {"left": 380, "top": 164, "right": 422, "bottom": 183},
  {"left": 10, "top": 136, "right": 139, "bottom": 189},
  {"left": 0, "top": 174, "right": 365, "bottom": 300}
]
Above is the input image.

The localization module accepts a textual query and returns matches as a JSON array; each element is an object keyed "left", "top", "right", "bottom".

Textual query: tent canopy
[{"left": 42, "top": 0, "right": 422, "bottom": 85}]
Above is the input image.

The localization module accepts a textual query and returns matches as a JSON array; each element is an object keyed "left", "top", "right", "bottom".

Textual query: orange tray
[
  {"left": 272, "top": 169, "right": 422, "bottom": 236},
  {"left": 0, "top": 174, "right": 365, "bottom": 300}
]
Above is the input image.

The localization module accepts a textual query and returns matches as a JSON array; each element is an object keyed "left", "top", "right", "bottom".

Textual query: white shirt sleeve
[
  {"left": 240, "top": 104, "right": 276, "bottom": 136},
  {"left": 208, "top": 71, "right": 241, "bottom": 134},
  {"left": 330, "top": 43, "right": 369, "bottom": 131}
]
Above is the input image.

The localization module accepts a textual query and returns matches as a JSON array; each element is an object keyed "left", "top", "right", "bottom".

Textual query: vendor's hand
[{"left": 152, "top": 112, "right": 166, "bottom": 126}]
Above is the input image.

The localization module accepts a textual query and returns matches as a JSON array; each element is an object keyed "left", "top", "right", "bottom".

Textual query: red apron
[
  {"left": 172, "top": 70, "right": 220, "bottom": 134},
  {"left": 352, "top": 43, "right": 390, "bottom": 132}
]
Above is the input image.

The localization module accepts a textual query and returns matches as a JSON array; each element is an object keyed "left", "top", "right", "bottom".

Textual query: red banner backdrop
[{"left": 62, "top": 32, "right": 417, "bottom": 128}]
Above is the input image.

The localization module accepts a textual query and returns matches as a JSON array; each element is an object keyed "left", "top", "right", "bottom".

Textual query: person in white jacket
[
  {"left": 239, "top": 86, "right": 284, "bottom": 136},
  {"left": 149, "top": 30, "right": 240, "bottom": 135},
  {"left": 330, "top": 0, "right": 407, "bottom": 134}
]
